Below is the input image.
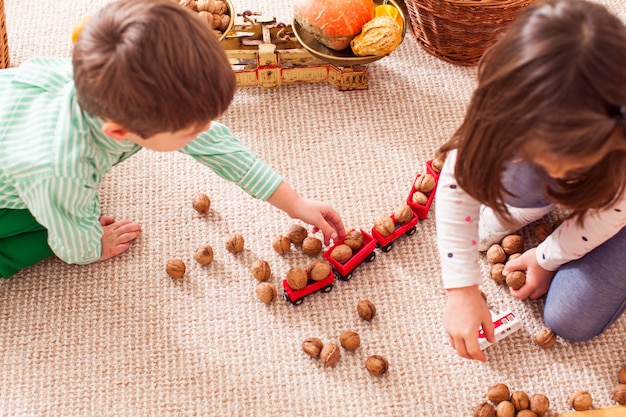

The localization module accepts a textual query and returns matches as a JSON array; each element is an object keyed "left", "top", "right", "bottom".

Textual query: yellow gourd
[{"left": 350, "top": 15, "right": 402, "bottom": 57}]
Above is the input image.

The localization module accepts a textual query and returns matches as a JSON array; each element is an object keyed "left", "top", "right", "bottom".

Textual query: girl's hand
[
  {"left": 503, "top": 248, "right": 555, "bottom": 300},
  {"left": 444, "top": 286, "right": 494, "bottom": 362},
  {"left": 99, "top": 217, "right": 142, "bottom": 261}
]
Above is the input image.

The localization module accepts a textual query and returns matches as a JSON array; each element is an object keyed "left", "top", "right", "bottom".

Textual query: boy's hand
[
  {"left": 504, "top": 248, "right": 555, "bottom": 300},
  {"left": 98, "top": 216, "right": 142, "bottom": 261},
  {"left": 443, "top": 286, "right": 494, "bottom": 362}
]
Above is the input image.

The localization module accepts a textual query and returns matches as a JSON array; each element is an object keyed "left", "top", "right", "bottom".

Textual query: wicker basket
[
  {"left": 404, "top": 0, "right": 538, "bottom": 66},
  {"left": 0, "top": 0, "right": 9, "bottom": 69}
]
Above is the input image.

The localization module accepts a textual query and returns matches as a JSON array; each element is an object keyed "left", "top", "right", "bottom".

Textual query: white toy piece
[{"left": 478, "top": 310, "right": 522, "bottom": 350}]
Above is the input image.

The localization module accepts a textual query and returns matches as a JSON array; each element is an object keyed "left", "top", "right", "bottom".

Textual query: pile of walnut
[
  {"left": 411, "top": 173, "right": 436, "bottom": 207},
  {"left": 272, "top": 224, "right": 323, "bottom": 257},
  {"left": 474, "top": 366, "right": 626, "bottom": 417},
  {"left": 486, "top": 234, "right": 526, "bottom": 290},
  {"left": 302, "top": 299, "right": 388, "bottom": 377},
  {"left": 329, "top": 228, "right": 365, "bottom": 264},
  {"left": 178, "top": 0, "right": 231, "bottom": 38}
]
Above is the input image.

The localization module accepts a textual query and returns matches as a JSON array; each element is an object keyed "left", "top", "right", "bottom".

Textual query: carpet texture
[{"left": 1, "top": 0, "right": 625, "bottom": 416}]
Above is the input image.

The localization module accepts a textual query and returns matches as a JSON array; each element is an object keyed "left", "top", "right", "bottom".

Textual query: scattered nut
[
  {"left": 411, "top": 191, "right": 428, "bottom": 205},
  {"left": 357, "top": 299, "right": 376, "bottom": 321},
  {"left": 302, "top": 236, "right": 323, "bottom": 256},
  {"left": 286, "top": 267, "right": 308, "bottom": 291},
  {"left": 534, "top": 223, "right": 553, "bottom": 242},
  {"left": 472, "top": 401, "right": 495, "bottom": 417},
  {"left": 501, "top": 234, "right": 524, "bottom": 255},
  {"left": 517, "top": 411, "right": 538, "bottom": 417},
  {"left": 505, "top": 270, "right": 526, "bottom": 290},
  {"left": 487, "top": 383, "right": 510, "bottom": 403},
  {"left": 250, "top": 259, "right": 271, "bottom": 282},
  {"left": 226, "top": 233, "right": 244, "bottom": 254},
  {"left": 330, "top": 244, "right": 352, "bottom": 264},
  {"left": 339, "top": 331, "right": 361, "bottom": 351},
  {"left": 613, "top": 384, "right": 626, "bottom": 405},
  {"left": 486, "top": 244, "right": 507, "bottom": 263},
  {"left": 302, "top": 337, "right": 324, "bottom": 358},
  {"left": 511, "top": 391, "right": 530, "bottom": 411},
  {"left": 529, "top": 393, "right": 550, "bottom": 417},
  {"left": 568, "top": 391, "right": 592, "bottom": 411},
  {"left": 286, "top": 224, "right": 308, "bottom": 244},
  {"left": 393, "top": 203, "right": 413, "bottom": 224},
  {"left": 192, "top": 192, "right": 210, "bottom": 214},
  {"left": 373, "top": 213, "right": 395, "bottom": 237},
  {"left": 194, "top": 245, "right": 214, "bottom": 265},
  {"left": 343, "top": 229, "right": 364, "bottom": 252},
  {"left": 320, "top": 343, "right": 340, "bottom": 366},
  {"left": 534, "top": 327, "right": 556, "bottom": 349},
  {"left": 414, "top": 173, "right": 436, "bottom": 193},
  {"left": 166, "top": 259, "right": 186, "bottom": 279},
  {"left": 618, "top": 365, "right": 626, "bottom": 384},
  {"left": 272, "top": 235, "right": 291, "bottom": 254},
  {"left": 255, "top": 282, "right": 277, "bottom": 304},
  {"left": 489, "top": 263, "right": 506, "bottom": 284},
  {"left": 495, "top": 401, "right": 515, "bottom": 417},
  {"left": 365, "top": 355, "right": 388, "bottom": 377},
  {"left": 307, "top": 260, "right": 331, "bottom": 281}
]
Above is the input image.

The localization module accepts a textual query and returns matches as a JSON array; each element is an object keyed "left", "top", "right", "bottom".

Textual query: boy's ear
[{"left": 101, "top": 120, "right": 130, "bottom": 141}]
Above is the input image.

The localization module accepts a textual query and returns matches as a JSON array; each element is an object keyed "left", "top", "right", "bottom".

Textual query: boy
[{"left": 0, "top": 0, "right": 345, "bottom": 279}]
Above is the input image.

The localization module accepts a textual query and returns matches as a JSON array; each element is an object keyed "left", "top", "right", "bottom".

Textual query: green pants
[{"left": 0, "top": 209, "right": 54, "bottom": 279}]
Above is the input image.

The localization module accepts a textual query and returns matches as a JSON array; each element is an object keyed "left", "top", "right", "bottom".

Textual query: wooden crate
[{"left": 0, "top": 0, "right": 9, "bottom": 69}]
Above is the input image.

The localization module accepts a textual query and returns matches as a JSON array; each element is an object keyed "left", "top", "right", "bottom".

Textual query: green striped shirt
[{"left": 0, "top": 57, "right": 283, "bottom": 264}]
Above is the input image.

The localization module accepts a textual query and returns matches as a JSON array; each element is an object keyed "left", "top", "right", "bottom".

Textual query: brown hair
[
  {"left": 72, "top": 0, "right": 236, "bottom": 138},
  {"left": 438, "top": 0, "right": 626, "bottom": 222}
]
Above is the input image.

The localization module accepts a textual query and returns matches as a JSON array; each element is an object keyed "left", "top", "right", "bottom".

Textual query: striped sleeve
[{"left": 181, "top": 122, "right": 283, "bottom": 200}]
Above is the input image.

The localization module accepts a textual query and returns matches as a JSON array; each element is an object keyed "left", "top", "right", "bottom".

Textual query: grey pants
[{"left": 502, "top": 160, "right": 626, "bottom": 341}]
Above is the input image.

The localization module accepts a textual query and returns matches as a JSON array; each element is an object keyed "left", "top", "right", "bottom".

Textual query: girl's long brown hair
[{"left": 438, "top": 0, "right": 626, "bottom": 222}]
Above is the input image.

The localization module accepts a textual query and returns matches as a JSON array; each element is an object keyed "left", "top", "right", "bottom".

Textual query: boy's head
[{"left": 72, "top": 0, "right": 236, "bottom": 139}]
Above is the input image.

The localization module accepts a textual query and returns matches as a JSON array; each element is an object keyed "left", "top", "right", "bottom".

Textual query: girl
[{"left": 435, "top": 0, "right": 626, "bottom": 361}]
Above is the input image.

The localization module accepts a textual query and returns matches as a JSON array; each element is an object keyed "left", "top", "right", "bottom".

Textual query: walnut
[
  {"left": 373, "top": 213, "right": 395, "bottom": 237},
  {"left": 495, "top": 401, "right": 515, "bottom": 417},
  {"left": 529, "top": 393, "right": 550, "bottom": 417},
  {"left": 618, "top": 365, "right": 626, "bottom": 384},
  {"left": 218, "top": 13, "right": 231, "bottom": 31},
  {"left": 613, "top": 384, "right": 626, "bottom": 405},
  {"left": 179, "top": 0, "right": 198, "bottom": 11},
  {"left": 213, "top": 0, "right": 228, "bottom": 14},
  {"left": 411, "top": 191, "right": 428, "bottom": 205},
  {"left": 534, "top": 223, "right": 553, "bottom": 242},
  {"left": 320, "top": 343, "right": 340, "bottom": 366},
  {"left": 486, "top": 244, "right": 507, "bottom": 263},
  {"left": 357, "top": 299, "right": 376, "bottom": 321},
  {"left": 501, "top": 234, "right": 524, "bottom": 255},
  {"left": 511, "top": 391, "right": 530, "bottom": 411},
  {"left": 568, "top": 391, "right": 592, "bottom": 411},
  {"left": 250, "top": 259, "right": 271, "bottom": 282},
  {"left": 487, "top": 383, "right": 510, "bottom": 403},
  {"left": 192, "top": 192, "right": 211, "bottom": 214},
  {"left": 197, "top": 11, "right": 214, "bottom": 26},
  {"left": 517, "top": 411, "right": 538, "bottom": 417},
  {"left": 339, "top": 331, "right": 360, "bottom": 351},
  {"left": 302, "top": 236, "right": 323, "bottom": 256},
  {"left": 343, "top": 229, "right": 364, "bottom": 252},
  {"left": 414, "top": 173, "right": 436, "bottom": 193},
  {"left": 330, "top": 244, "right": 352, "bottom": 263},
  {"left": 307, "top": 260, "right": 331, "bottom": 281},
  {"left": 505, "top": 270, "right": 526, "bottom": 290},
  {"left": 507, "top": 253, "right": 521, "bottom": 261},
  {"left": 286, "top": 267, "right": 308, "bottom": 290},
  {"left": 365, "top": 355, "right": 388, "bottom": 377},
  {"left": 272, "top": 235, "right": 291, "bottom": 254},
  {"left": 166, "top": 259, "right": 186, "bottom": 279},
  {"left": 255, "top": 282, "right": 277, "bottom": 304},
  {"left": 194, "top": 245, "right": 214, "bottom": 265},
  {"left": 489, "top": 263, "right": 506, "bottom": 284},
  {"left": 534, "top": 327, "right": 556, "bottom": 349},
  {"left": 286, "top": 224, "right": 308, "bottom": 244},
  {"left": 302, "top": 337, "right": 324, "bottom": 358},
  {"left": 472, "top": 401, "right": 495, "bottom": 417},
  {"left": 393, "top": 203, "right": 413, "bottom": 224},
  {"left": 225, "top": 233, "right": 244, "bottom": 254},
  {"left": 196, "top": 0, "right": 215, "bottom": 12},
  {"left": 431, "top": 154, "right": 445, "bottom": 173}
]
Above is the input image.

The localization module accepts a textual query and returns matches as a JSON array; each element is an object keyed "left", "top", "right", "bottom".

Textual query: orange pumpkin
[{"left": 294, "top": 0, "right": 376, "bottom": 51}]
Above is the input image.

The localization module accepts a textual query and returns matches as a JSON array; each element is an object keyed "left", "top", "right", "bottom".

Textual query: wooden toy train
[{"left": 283, "top": 160, "right": 441, "bottom": 305}]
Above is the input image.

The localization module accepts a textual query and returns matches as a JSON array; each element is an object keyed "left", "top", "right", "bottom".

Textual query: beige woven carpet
[{"left": 2, "top": 0, "right": 625, "bottom": 416}]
